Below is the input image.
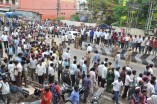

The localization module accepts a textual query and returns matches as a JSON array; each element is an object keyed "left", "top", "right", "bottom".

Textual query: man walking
[
  {"left": 112, "top": 77, "right": 123, "bottom": 104},
  {"left": 82, "top": 74, "right": 91, "bottom": 103}
]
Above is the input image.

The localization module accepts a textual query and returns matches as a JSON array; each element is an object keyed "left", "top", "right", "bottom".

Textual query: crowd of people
[{"left": 0, "top": 19, "right": 156, "bottom": 104}]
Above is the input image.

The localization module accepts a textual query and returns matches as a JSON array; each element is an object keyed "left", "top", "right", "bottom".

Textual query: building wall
[{"left": 19, "top": 0, "right": 77, "bottom": 20}]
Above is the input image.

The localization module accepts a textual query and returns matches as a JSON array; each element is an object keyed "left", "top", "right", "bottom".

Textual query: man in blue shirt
[
  {"left": 70, "top": 60, "right": 77, "bottom": 86},
  {"left": 70, "top": 85, "right": 79, "bottom": 104},
  {"left": 92, "top": 51, "right": 100, "bottom": 64},
  {"left": 82, "top": 74, "right": 91, "bottom": 103},
  {"left": 90, "top": 29, "right": 94, "bottom": 43}
]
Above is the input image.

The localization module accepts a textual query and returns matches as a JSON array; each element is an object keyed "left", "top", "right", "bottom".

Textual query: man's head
[
  {"left": 74, "top": 85, "right": 79, "bottom": 92},
  {"left": 118, "top": 77, "right": 122, "bottom": 82}
]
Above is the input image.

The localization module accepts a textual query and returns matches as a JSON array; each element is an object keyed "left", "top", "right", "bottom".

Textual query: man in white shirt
[
  {"left": 141, "top": 37, "right": 146, "bottom": 54},
  {"left": 0, "top": 76, "right": 11, "bottom": 104},
  {"left": 136, "top": 35, "right": 142, "bottom": 52},
  {"left": 149, "top": 64, "right": 154, "bottom": 75},
  {"left": 14, "top": 61, "right": 23, "bottom": 87},
  {"left": 147, "top": 80, "right": 155, "bottom": 97},
  {"left": 48, "top": 63, "right": 55, "bottom": 83},
  {"left": 97, "top": 62, "right": 105, "bottom": 86},
  {"left": 36, "top": 61, "right": 46, "bottom": 84},
  {"left": 30, "top": 56, "right": 38, "bottom": 80},
  {"left": 61, "top": 34, "right": 66, "bottom": 48},
  {"left": 1, "top": 33, "right": 8, "bottom": 48},
  {"left": 62, "top": 50, "right": 70, "bottom": 61},
  {"left": 101, "top": 63, "right": 108, "bottom": 88},
  {"left": 96, "top": 29, "right": 101, "bottom": 44},
  {"left": 125, "top": 34, "right": 130, "bottom": 49},
  {"left": 86, "top": 44, "right": 92, "bottom": 52},
  {"left": 112, "top": 77, "right": 123, "bottom": 104},
  {"left": 122, "top": 71, "right": 133, "bottom": 99},
  {"left": 114, "top": 67, "right": 120, "bottom": 81},
  {"left": 132, "top": 35, "right": 137, "bottom": 51}
]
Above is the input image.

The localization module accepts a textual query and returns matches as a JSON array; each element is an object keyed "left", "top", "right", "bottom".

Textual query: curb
[{"left": 82, "top": 42, "right": 157, "bottom": 67}]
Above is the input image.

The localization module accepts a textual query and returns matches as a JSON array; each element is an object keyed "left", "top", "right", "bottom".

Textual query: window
[{"left": 12, "top": 0, "right": 15, "bottom": 4}]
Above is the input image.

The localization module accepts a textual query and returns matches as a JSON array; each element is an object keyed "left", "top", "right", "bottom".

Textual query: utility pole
[
  {"left": 145, "top": 0, "right": 154, "bottom": 35},
  {"left": 56, "top": 0, "right": 60, "bottom": 22}
]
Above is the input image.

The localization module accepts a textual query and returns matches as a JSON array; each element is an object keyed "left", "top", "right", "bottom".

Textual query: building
[
  {"left": 0, "top": 0, "right": 19, "bottom": 12},
  {"left": 19, "top": 0, "right": 77, "bottom": 20}
]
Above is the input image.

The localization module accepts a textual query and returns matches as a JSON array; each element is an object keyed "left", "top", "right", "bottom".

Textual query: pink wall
[{"left": 19, "top": 0, "right": 77, "bottom": 20}]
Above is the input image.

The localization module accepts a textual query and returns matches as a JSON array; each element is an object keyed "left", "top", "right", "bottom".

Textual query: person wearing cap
[
  {"left": 41, "top": 86, "right": 52, "bottom": 104},
  {"left": 0, "top": 76, "right": 11, "bottom": 104}
]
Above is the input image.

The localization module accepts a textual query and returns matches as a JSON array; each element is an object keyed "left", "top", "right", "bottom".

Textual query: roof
[{"left": 16, "top": 9, "right": 42, "bottom": 15}]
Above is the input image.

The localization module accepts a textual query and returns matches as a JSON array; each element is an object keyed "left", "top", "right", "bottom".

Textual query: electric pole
[
  {"left": 57, "top": 0, "right": 60, "bottom": 22},
  {"left": 145, "top": 0, "right": 155, "bottom": 35}
]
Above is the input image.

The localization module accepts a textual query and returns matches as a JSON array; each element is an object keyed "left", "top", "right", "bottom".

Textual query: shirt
[
  {"left": 48, "top": 66, "right": 54, "bottom": 76},
  {"left": 0, "top": 81, "right": 10, "bottom": 95},
  {"left": 70, "top": 64, "right": 77, "bottom": 75},
  {"left": 125, "top": 75, "right": 133, "bottom": 86},
  {"left": 101, "top": 67, "right": 107, "bottom": 79},
  {"left": 104, "top": 32, "right": 109, "bottom": 39},
  {"left": 14, "top": 63, "right": 23, "bottom": 76},
  {"left": 97, "top": 64, "right": 105, "bottom": 76},
  {"left": 36, "top": 64, "right": 46, "bottom": 76},
  {"left": 41, "top": 90, "right": 52, "bottom": 104},
  {"left": 114, "top": 70, "right": 120, "bottom": 81},
  {"left": 86, "top": 46, "right": 92, "bottom": 52},
  {"left": 137, "top": 37, "right": 142, "bottom": 43},
  {"left": 147, "top": 82, "right": 155, "bottom": 97},
  {"left": 70, "top": 90, "right": 79, "bottom": 104},
  {"left": 83, "top": 77, "right": 91, "bottom": 90},
  {"left": 82, "top": 63, "right": 87, "bottom": 75},
  {"left": 1, "top": 35, "right": 8, "bottom": 41},
  {"left": 112, "top": 80, "right": 123, "bottom": 91},
  {"left": 30, "top": 59, "right": 38, "bottom": 69}
]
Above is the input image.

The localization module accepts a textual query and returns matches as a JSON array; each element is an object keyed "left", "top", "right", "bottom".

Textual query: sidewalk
[{"left": 82, "top": 42, "right": 157, "bottom": 67}]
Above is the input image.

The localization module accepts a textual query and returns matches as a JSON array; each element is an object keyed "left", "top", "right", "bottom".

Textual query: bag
[{"left": 51, "top": 84, "right": 59, "bottom": 102}]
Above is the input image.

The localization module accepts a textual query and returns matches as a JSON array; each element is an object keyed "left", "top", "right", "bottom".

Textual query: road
[{"left": 54, "top": 37, "right": 157, "bottom": 76}]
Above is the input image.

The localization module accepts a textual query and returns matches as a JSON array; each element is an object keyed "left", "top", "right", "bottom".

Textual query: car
[{"left": 64, "top": 31, "right": 80, "bottom": 42}]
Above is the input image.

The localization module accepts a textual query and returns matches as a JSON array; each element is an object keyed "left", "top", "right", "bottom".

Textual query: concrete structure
[
  {"left": 19, "top": 0, "right": 77, "bottom": 20},
  {"left": 15, "top": 10, "right": 42, "bottom": 21}
]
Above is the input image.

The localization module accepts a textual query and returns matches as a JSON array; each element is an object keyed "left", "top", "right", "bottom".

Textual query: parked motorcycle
[
  {"left": 87, "top": 88, "right": 104, "bottom": 104},
  {"left": 61, "top": 83, "right": 85, "bottom": 102}
]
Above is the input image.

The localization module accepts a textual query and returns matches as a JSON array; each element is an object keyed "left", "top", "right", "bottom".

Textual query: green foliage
[{"left": 70, "top": 14, "right": 80, "bottom": 21}]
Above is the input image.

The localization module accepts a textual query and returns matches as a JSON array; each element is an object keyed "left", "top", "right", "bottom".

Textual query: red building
[{"left": 19, "top": 0, "right": 77, "bottom": 20}]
